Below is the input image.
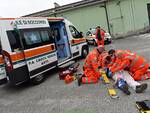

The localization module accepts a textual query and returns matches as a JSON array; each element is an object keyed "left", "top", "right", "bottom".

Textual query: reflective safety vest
[
  {"left": 83, "top": 48, "right": 102, "bottom": 78},
  {"left": 95, "top": 29, "right": 105, "bottom": 41},
  {"left": 99, "top": 52, "right": 109, "bottom": 68},
  {"left": 110, "top": 50, "right": 137, "bottom": 73},
  {"left": 110, "top": 50, "right": 150, "bottom": 81}
]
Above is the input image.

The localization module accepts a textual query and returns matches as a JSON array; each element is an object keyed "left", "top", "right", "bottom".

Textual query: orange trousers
[
  {"left": 97, "top": 40, "right": 104, "bottom": 47},
  {"left": 82, "top": 70, "right": 100, "bottom": 84},
  {"left": 132, "top": 64, "right": 150, "bottom": 81}
]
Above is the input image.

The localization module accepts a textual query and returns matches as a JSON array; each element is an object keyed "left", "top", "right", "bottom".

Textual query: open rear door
[{"left": 50, "top": 21, "right": 71, "bottom": 64}]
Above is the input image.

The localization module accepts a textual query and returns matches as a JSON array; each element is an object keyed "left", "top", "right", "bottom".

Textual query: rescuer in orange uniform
[
  {"left": 108, "top": 49, "right": 150, "bottom": 81},
  {"left": 95, "top": 26, "right": 105, "bottom": 47},
  {"left": 104, "top": 54, "right": 148, "bottom": 94},
  {"left": 78, "top": 46, "right": 105, "bottom": 86}
]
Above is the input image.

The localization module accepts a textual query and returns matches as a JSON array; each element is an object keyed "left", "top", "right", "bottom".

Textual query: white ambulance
[{"left": 0, "top": 17, "right": 89, "bottom": 85}]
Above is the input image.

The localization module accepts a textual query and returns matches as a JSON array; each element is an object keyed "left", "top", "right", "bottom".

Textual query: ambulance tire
[
  {"left": 81, "top": 46, "right": 89, "bottom": 58},
  {"left": 31, "top": 74, "right": 45, "bottom": 85}
]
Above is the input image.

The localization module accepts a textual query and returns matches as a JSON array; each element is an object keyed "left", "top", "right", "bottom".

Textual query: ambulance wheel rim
[
  {"left": 34, "top": 74, "right": 44, "bottom": 82},
  {"left": 82, "top": 48, "right": 88, "bottom": 57},
  {"left": 36, "top": 75, "right": 43, "bottom": 81}
]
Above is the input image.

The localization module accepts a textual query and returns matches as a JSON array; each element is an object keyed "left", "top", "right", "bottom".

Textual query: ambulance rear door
[
  {"left": 0, "top": 40, "right": 7, "bottom": 85},
  {"left": 14, "top": 18, "right": 58, "bottom": 79}
]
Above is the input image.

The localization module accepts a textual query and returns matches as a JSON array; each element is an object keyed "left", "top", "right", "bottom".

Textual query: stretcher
[
  {"left": 136, "top": 100, "right": 150, "bottom": 113},
  {"left": 101, "top": 70, "right": 119, "bottom": 99}
]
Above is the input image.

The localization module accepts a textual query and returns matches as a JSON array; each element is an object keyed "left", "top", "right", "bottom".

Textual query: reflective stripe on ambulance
[
  {"left": 10, "top": 44, "right": 57, "bottom": 71},
  {"left": 71, "top": 38, "right": 87, "bottom": 46},
  {"left": 0, "top": 55, "right": 7, "bottom": 80}
]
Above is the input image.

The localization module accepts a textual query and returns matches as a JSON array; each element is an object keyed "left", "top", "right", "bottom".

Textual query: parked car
[{"left": 85, "top": 28, "right": 112, "bottom": 45}]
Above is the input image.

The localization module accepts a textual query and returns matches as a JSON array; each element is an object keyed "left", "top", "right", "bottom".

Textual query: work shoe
[
  {"left": 77, "top": 77, "right": 82, "bottom": 86},
  {"left": 136, "top": 83, "right": 148, "bottom": 93},
  {"left": 117, "top": 79, "right": 131, "bottom": 95},
  {"left": 120, "top": 84, "right": 131, "bottom": 95}
]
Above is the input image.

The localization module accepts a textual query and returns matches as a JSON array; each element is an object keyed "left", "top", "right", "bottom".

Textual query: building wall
[
  {"left": 56, "top": 4, "right": 108, "bottom": 34},
  {"left": 147, "top": 0, "right": 150, "bottom": 4},
  {"left": 132, "top": 0, "right": 149, "bottom": 29},
  {"left": 107, "top": 0, "right": 149, "bottom": 35},
  {"left": 50, "top": 0, "right": 150, "bottom": 36}
]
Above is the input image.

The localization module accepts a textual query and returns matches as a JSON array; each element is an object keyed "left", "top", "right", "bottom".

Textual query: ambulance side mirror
[{"left": 79, "top": 32, "right": 84, "bottom": 38}]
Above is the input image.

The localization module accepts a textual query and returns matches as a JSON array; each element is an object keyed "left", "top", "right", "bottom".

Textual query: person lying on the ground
[
  {"left": 108, "top": 49, "right": 150, "bottom": 81},
  {"left": 103, "top": 56, "right": 148, "bottom": 94}
]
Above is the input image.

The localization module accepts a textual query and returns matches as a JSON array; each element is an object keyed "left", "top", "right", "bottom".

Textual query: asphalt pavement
[{"left": 0, "top": 33, "right": 150, "bottom": 113}]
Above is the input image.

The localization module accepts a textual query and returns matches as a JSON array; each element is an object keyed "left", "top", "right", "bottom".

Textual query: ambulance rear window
[
  {"left": 0, "top": 41, "right": 1, "bottom": 54},
  {"left": 7, "top": 31, "right": 22, "bottom": 52},
  {"left": 23, "top": 31, "right": 42, "bottom": 45},
  {"left": 22, "top": 28, "right": 54, "bottom": 49}
]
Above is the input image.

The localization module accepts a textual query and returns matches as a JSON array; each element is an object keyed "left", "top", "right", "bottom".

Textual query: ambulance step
[{"left": 58, "top": 61, "right": 75, "bottom": 69}]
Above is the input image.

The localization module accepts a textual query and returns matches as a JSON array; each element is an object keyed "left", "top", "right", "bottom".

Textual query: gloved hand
[
  {"left": 107, "top": 70, "right": 113, "bottom": 78},
  {"left": 99, "top": 76, "right": 104, "bottom": 81},
  {"left": 104, "top": 67, "right": 109, "bottom": 73}
]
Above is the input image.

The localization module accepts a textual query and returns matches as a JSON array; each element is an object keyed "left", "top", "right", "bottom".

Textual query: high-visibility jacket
[
  {"left": 110, "top": 50, "right": 150, "bottom": 81},
  {"left": 82, "top": 48, "right": 102, "bottom": 83},
  {"left": 95, "top": 29, "right": 105, "bottom": 46},
  {"left": 99, "top": 51, "right": 109, "bottom": 68}
]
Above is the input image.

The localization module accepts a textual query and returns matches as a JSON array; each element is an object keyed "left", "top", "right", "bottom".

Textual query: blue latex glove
[
  {"left": 104, "top": 67, "right": 109, "bottom": 73},
  {"left": 99, "top": 76, "right": 104, "bottom": 81},
  {"left": 107, "top": 71, "right": 113, "bottom": 78}
]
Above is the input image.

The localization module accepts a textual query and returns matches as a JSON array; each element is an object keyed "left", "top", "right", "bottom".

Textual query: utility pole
[
  {"left": 54, "top": 2, "right": 60, "bottom": 17},
  {"left": 101, "top": 1, "right": 111, "bottom": 35}
]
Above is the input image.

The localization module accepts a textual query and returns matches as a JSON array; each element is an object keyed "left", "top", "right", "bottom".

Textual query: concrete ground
[{"left": 0, "top": 33, "right": 150, "bottom": 113}]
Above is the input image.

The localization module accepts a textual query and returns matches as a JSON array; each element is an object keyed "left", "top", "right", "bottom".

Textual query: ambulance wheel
[
  {"left": 31, "top": 74, "right": 45, "bottom": 85},
  {"left": 81, "top": 46, "right": 89, "bottom": 58}
]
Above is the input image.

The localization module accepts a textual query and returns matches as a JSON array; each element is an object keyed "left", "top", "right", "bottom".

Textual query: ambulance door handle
[{"left": 76, "top": 46, "right": 79, "bottom": 50}]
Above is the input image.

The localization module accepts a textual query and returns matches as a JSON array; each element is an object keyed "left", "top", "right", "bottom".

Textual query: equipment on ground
[
  {"left": 100, "top": 70, "right": 119, "bottom": 99},
  {"left": 59, "top": 63, "right": 80, "bottom": 80},
  {"left": 65, "top": 74, "right": 76, "bottom": 84},
  {"left": 136, "top": 100, "right": 150, "bottom": 113}
]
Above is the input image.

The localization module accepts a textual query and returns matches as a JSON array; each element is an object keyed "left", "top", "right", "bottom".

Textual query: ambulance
[{"left": 0, "top": 17, "right": 89, "bottom": 85}]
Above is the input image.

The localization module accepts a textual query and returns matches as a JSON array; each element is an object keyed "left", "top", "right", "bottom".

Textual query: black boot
[
  {"left": 77, "top": 77, "right": 82, "bottom": 86},
  {"left": 136, "top": 83, "right": 148, "bottom": 93},
  {"left": 120, "top": 84, "right": 131, "bottom": 95},
  {"left": 117, "top": 79, "right": 131, "bottom": 95}
]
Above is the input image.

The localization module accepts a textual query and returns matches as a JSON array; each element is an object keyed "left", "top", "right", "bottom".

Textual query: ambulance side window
[
  {"left": 53, "top": 28, "right": 61, "bottom": 41},
  {"left": 24, "top": 31, "right": 41, "bottom": 45},
  {"left": 40, "top": 30, "right": 49, "bottom": 42},
  {"left": 7, "top": 31, "right": 22, "bottom": 52},
  {"left": 69, "top": 26, "right": 81, "bottom": 39},
  {"left": 22, "top": 28, "right": 54, "bottom": 49},
  {"left": 40, "top": 30, "right": 54, "bottom": 44},
  {"left": 0, "top": 41, "right": 2, "bottom": 54}
]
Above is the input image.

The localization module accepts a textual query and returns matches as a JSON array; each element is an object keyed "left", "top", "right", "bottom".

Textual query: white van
[{"left": 0, "top": 17, "right": 89, "bottom": 85}]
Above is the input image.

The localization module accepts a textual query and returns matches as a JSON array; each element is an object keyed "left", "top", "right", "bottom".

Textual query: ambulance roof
[{"left": 0, "top": 17, "right": 64, "bottom": 21}]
